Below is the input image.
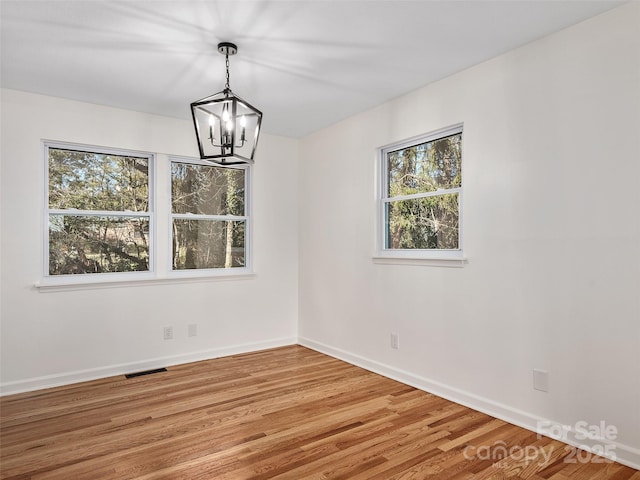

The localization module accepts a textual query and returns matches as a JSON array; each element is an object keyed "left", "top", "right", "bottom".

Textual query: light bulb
[
  {"left": 226, "top": 120, "right": 233, "bottom": 131},
  {"left": 239, "top": 115, "right": 246, "bottom": 143},
  {"left": 222, "top": 108, "right": 230, "bottom": 122},
  {"left": 208, "top": 114, "right": 215, "bottom": 142}
]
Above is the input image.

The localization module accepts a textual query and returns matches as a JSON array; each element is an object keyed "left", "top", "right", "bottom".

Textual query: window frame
[
  {"left": 375, "top": 124, "right": 466, "bottom": 266},
  {"left": 43, "top": 141, "right": 156, "bottom": 284},
  {"left": 168, "top": 155, "right": 252, "bottom": 276},
  {"left": 38, "top": 142, "right": 255, "bottom": 291}
]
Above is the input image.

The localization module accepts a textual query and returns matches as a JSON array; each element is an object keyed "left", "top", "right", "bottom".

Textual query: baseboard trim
[
  {"left": 0, "top": 337, "right": 297, "bottom": 397},
  {"left": 298, "top": 337, "right": 640, "bottom": 471}
]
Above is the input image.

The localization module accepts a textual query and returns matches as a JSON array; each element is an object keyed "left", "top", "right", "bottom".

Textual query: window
[
  {"left": 170, "top": 158, "right": 249, "bottom": 271},
  {"left": 46, "top": 143, "right": 153, "bottom": 276},
  {"left": 42, "top": 143, "right": 253, "bottom": 288},
  {"left": 379, "top": 125, "right": 463, "bottom": 261}
]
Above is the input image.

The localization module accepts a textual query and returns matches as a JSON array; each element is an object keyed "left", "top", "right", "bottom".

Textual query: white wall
[
  {"left": 1, "top": 0, "right": 639, "bottom": 469},
  {"left": 298, "top": 3, "right": 640, "bottom": 467},
  {"left": 0, "top": 89, "right": 299, "bottom": 392}
]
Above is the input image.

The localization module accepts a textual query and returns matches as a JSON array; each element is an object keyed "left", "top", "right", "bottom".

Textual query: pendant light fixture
[{"left": 190, "top": 42, "right": 262, "bottom": 165}]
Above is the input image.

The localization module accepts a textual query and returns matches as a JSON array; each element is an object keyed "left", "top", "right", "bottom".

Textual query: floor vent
[{"left": 125, "top": 368, "right": 167, "bottom": 379}]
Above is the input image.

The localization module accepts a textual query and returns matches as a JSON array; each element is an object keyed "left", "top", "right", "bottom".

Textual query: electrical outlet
[
  {"left": 163, "top": 326, "right": 173, "bottom": 340},
  {"left": 533, "top": 369, "right": 549, "bottom": 392},
  {"left": 390, "top": 332, "right": 400, "bottom": 349},
  {"left": 188, "top": 324, "right": 198, "bottom": 337}
]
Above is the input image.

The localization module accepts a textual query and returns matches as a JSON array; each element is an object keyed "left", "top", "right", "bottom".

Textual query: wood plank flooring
[{"left": 1, "top": 345, "right": 638, "bottom": 479}]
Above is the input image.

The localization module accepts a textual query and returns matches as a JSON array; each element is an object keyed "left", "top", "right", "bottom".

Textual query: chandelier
[{"left": 190, "top": 42, "right": 262, "bottom": 165}]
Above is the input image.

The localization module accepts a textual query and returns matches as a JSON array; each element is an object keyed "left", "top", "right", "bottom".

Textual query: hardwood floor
[{"left": 1, "top": 346, "right": 638, "bottom": 479}]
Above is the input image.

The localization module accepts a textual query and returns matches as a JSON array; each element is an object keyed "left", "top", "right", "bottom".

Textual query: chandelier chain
[{"left": 225, "top": 53, "right": 230, "bottom": 90}]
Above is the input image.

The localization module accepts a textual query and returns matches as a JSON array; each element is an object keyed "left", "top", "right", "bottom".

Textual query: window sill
[
  {"left": 372, "top": 255, "right": 467, "bottom": 268},
  {"left": 35, "top": 270, "right": 256, "bottom": 292}
]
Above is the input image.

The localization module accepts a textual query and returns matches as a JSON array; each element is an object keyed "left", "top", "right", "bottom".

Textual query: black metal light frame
[{"left": 190, "top": 42, "right": 263, "bottom": 165}]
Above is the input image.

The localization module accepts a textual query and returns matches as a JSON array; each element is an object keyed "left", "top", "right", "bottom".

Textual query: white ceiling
[{"left": 0, "top": 0, "right": 625, "bottom": 138}]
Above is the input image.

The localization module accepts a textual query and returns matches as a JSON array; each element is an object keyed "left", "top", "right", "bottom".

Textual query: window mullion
[
  {"left": 48, "top": 209, "right": 150, "bottom": 217},
  {"left": 385, "top": 187, "right": 461, "bottom": 203},
  {"left": 170, "top": 213, "right": 247, "bottom": 221}
]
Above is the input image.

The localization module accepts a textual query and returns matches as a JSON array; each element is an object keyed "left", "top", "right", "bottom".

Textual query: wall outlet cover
[
  {"left": 164, "top": 326, "right": 173, "bottom": 340},
  {"left": 533, "top": 369, "right": 549, "bottom": 392},
  {"left": 188, "top": 324, "right": 197, "bottom": 337}
]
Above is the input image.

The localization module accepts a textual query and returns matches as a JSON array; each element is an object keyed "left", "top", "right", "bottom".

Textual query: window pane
[
  {"left": 49, "top": 215, "right": 149, "bottom": 275},
  {"left": 386, "top": 194, "right": 459, "bottom": 249},
  {"left": 171, "top": 163, "right": 245, "bottom": 216},
  {"left": 48, "top": 148, "right": 149, "bottom": 211},
  {"left": 387, "top": 133, "right": 461, "bottom": 197},
  {"left": 173, "top": 219, "right": 245, "bottom": 270}
]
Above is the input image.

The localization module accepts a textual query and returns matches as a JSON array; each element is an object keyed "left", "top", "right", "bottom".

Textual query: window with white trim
[
  {"left": 43, "top": 143, "right": 252, "bottom": 287},
  {"left": 46, "top": 143, "right": 153, "bottom": 276},
  {"left": 379, "top": 125, "right": 463, "bottom": 258},
  {"left": 170, "top": 158, "right": 248, "bottom": 271}
]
